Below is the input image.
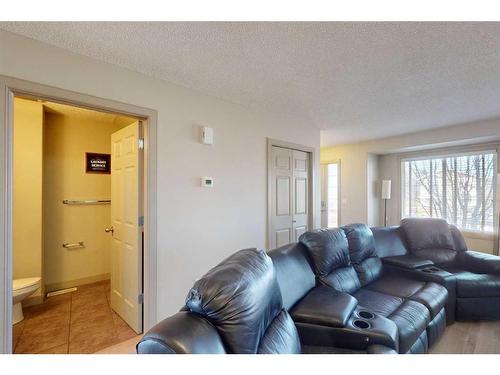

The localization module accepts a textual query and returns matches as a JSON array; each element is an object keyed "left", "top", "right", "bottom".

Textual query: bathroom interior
[{"left": 12, "top": 97, "right": 141, "bottom": 354}]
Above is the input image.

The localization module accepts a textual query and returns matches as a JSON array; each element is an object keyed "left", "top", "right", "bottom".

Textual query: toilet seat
[{"left": 13, "top": 277, "right": 41, "bottom": 295}]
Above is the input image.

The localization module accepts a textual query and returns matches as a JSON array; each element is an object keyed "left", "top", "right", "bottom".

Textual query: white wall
[{"left": 0, "top": 30, "right": 320, "bottom": 320}]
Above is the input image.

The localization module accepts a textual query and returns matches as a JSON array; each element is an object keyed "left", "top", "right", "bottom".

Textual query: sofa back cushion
[
  {"left": 371, "top": 226, "right": 409, "bottom": 258},
  {"left": 342, "top": 223, "right": 383, "bottom": 285},
  {"left": 400, "top": 217, "right": 458, "bottom": 265},
  {"left": 257, "top": 310, "right": 301, "bottom": 354},
  {"left": 299, "top": 228, "right": 361, "bottom": 293},
  {"left": 268, "top": 243, "right": 316, "bottom": 310},
  {"left": 449, "top": 224, "right": 468, "bottom": 252},
  {"left": 185, "top": 248, "right": 299, "bottom": 353}
]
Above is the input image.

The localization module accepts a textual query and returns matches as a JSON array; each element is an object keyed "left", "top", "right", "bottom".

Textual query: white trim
[{"left": 0, "top": 75, "right": 158, "bottom": 353}]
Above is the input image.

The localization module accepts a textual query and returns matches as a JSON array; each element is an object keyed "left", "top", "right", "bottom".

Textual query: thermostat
[{"left": 201, "top": 177, "right": 214, "bottom": 187}]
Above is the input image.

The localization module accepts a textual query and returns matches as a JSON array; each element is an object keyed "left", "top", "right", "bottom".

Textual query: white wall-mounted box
[{"left": 201, "top": 126, "right": 214, "bottom": 145}]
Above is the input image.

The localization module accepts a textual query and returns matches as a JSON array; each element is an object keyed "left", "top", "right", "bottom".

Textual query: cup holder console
[
  {"left": 357, "top": 310, "right": 375, "bottom": 320},
  {"left": 422, "top": 266, "right": 442, "bottom": 273},
  {"left": 353, "top": 319, "right": 371, "bottom": 330}
]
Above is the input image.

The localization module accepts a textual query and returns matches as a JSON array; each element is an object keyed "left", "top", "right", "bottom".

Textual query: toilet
[{"left": 12, "top": 277, "right": 41, "bottom": 324}]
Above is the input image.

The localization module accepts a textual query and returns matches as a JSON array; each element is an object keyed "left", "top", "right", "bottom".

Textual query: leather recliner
[
  {"left": 268, "top": 240, "right": 399, "bottom": 354},
  {"left": 296, "top": 224, "right": 448, "bottom": 353},
  {"left": 397, "top": 217, "right": 500, "bottom": 320},
  {"left": 137, "top": 248, "right": 301, "bottom": 354}
]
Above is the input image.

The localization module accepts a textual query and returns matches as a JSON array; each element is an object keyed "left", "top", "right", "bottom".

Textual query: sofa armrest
[
  {"left": 137, "top": 311, "right": 226, "bottom": 354},
  {"left": 290, "top": 286, "right": 358, "bottom": 328},
  {"left": 382, "top": 255, "right": 434, "bottom": 270},
  {"left": 459, "top": 250, "right": 500, "bottom": 275}
]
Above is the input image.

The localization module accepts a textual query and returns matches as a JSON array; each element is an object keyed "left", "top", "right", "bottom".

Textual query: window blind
[{"left": 402, "top": 151, "right": 497, "bottom": 233}]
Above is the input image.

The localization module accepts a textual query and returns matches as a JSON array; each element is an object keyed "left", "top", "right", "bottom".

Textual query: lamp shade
[{"left": 381, "top": 180, "right": 391, "bottom": 200}]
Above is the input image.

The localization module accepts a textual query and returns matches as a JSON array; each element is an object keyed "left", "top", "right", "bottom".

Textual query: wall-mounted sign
[{"left": 86, "top": 153, "right": 111, "bottom": 174}]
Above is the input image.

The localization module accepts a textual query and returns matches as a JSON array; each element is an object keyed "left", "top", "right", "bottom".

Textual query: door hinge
[
  {"left": 138, "top": 138, "right": 144, "bottom": 150},
  {"left": 139, "top": 216, "right": 144, "bottom": 226},
  {"left": 138, "top": 293, "right": 144, "bottom": 305}
]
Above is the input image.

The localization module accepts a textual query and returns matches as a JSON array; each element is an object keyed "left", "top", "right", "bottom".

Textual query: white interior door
[
  {"left": 110, "top": 121, "right": 143, "bottom": 333},
  {"left": 269, "top": 146, "right": 310, "bottom": 249},
  {"left": 292, "top": 150, "right": 309, "bottom": 241},
  {"left": 270, "top": 146, "right": 293, "bottom": 249}
]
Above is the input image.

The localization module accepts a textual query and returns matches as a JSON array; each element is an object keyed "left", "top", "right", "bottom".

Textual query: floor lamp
[{"left": 381, "top": 180, "right": 391, "bottom": 227}]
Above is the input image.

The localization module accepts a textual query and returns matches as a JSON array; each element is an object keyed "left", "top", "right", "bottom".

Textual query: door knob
[{"left": 105, "top": 226, "right": 114, "bottom": 234}]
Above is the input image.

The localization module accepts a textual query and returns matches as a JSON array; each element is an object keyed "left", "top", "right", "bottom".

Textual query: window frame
[{"left": 399, "top": 148, "right": 498, "bottom": 236}]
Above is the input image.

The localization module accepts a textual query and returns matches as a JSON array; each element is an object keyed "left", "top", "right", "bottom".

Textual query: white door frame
[
  {"left": 267, "top": 138, "right": 316, "bottom": 250},
  {"left": 0, "top": 75, "right": 158, "bottom": 353}
]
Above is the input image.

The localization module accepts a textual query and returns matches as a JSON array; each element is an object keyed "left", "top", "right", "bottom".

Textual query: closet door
[
  {"left": 270, "top": 146, "right": 293, "bottom": 249},
  {"left": 292, "top": 150, "right": 309, "bottom": 241},
  {"left": 269, "top": 146, "right": 311, "bottom": 249}
]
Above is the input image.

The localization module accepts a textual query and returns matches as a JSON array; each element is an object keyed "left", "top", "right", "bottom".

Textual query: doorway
[
  {"left": 267, "top": 139, "right": 315, "bottom": 249},
  {"left": 0, "top": 76, "right": 158, "bottom": 354},
  {"left": 11, "top": 98, "right": 143, "bottom": 353}
]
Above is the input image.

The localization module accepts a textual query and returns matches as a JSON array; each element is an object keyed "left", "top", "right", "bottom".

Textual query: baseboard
[
  {"left": 45, "top": 273, "right": 110, "bottom": 293},
  {"left": 23, "top": 294, "right": 44, "bottom": 307}
]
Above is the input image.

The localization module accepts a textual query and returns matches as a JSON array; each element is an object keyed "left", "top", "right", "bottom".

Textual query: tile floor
[{"left": 12, "top": 280, "right": 140, "bottom": 354}]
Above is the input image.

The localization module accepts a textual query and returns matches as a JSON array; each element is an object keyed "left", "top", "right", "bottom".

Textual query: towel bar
[
  {"left": 62, "top": 241, "right": 85, "bottom": 249},
  {"left": 62, "top": 199, "right": 111, "bottom": 205}
]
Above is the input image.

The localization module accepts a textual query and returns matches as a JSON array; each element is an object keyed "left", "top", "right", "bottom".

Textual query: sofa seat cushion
[
  {"left": 353, "top": 288, "right": 404, "bottom": 317},
  {"left": 448, "top": 269, "right": 500, "bottom": 298},
  {"left": 353, "top": 288, "right": 430, "bottom": 353},
  {"left": 290, "top": 286, "right": 358, "bottom": 328},
  {"left": 364, "top": 276, "right": 447, "bottom": 319},
  {"left": 387, "top": 300, "right": 431, "bottom": 353}
]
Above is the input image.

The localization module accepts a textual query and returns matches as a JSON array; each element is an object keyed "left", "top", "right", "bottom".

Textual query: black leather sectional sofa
[{"left": 137, "top": 217, "right": 500, "bottom": 354}]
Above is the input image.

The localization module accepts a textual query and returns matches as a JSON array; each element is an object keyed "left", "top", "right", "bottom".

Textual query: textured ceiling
[{"left": 2, "top": 22, "right": 500, "bottom": 145}]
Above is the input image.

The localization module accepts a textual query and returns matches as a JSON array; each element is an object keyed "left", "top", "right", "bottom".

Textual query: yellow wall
[
  {"left": 13, "top": 98, "right": 44, "bottom": 298},
  {"left": 43, "top": 106, "right": 134, "bottom": 290}
]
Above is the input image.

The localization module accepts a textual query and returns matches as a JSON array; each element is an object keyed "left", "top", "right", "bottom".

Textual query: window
[
  {"left": 402, "top": 151, "right": 497, "bottom": 233},
  {"left": 321, "top": 162, "right": 340, "bottom": 228}
]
